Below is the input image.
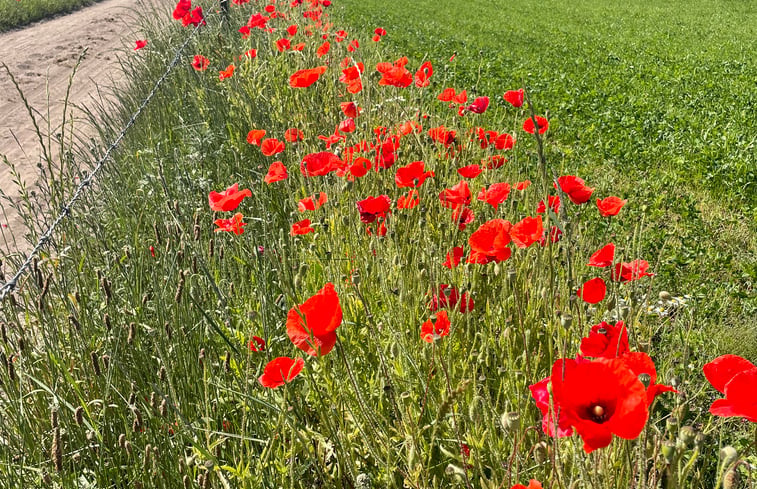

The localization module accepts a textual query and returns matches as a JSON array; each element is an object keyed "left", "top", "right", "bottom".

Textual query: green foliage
[{"left": 0, "top": 0, "right": 97, "bottom": 32}]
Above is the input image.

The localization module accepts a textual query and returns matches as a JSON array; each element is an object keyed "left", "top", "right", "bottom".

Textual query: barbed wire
[{"left": 0, "top": 22, "right": 204, "bottom": 302}]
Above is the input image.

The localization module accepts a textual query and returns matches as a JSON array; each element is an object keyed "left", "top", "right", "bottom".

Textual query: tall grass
[
  {"left": 0, "top": 0, "right": 99, "bottom": 32},
  {"left": 0, "top": 0, "right": 753, "bottom": 487}
]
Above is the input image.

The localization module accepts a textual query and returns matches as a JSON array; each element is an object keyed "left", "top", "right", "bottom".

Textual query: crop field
[
  {"left": 0, "top": 0, "right": 754, "bottom": 487},
  {"left": 0, "top": 0, "right": 98, "bottom": 31}
]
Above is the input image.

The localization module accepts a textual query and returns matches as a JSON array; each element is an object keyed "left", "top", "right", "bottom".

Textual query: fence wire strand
[{"left": 0, "top": 23, "right": 203, "bottom": 302}]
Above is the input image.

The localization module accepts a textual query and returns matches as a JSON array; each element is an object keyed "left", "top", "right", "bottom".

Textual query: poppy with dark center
[
  {"left": 468, "top": 219, "right": 512, "bottom": 263},
  {"left": 551, "top": 357, "right": 649, "bottom": 453},
  {"left": 580, "top": 321, "right": 629, "bottom": 359},
  {"left": 395, "top": 161, "right": 434, "bottom": 188},
  {"left": 258, "top": 357, "right": 304, "bottom": 388},
  {"left": 578, "top": 277, "right": 606, "bottom": 304},
  {"left": 208, "top": 183, "right": 252, "bottom": 212},
  {"left": 510, "top": 216, "right": 543, "bottom": 248},
  {"left": 428, "top": 284, "right": 474, "bottom": 313},
  {"left": 356, "top": 195, "right": 391, "bottom": 223},
  {"left": 439, "top": 181, "right": 471, "bottom": 209},
  {"left": 588, "top": 243, "right": 615, "bottom": 268},
  {"left": 420, "top": 310, "right": 450, "bottom": 343},
  {"left": 298, "top": 192, "right": 328, "bottom": 212},
  {"left": 457, "top": 165, "right": 482, "bottom": 179},
  {"left": 397, "top": 189, "right": 419, "bottom": 209},
  {"left": 300, "top": 151, "right": 344, "bottom": 177},
  {"left": 611, "top": 259, "right": 654, "bottom": 282},
  {"left": 555, "top": 175, "right": 594, "bottom": 205},
  {"left": 214, "top": 213, "right": 246, "bottom": 235},
  {"left": 477, "top": 183, "right": 510, "bottom": 209},
  {"left": 261, "top": 138, "right": 285, "bottom": 157},
  {"left": 597, "top": 196, "right": 627, "bottom": 217},
  {"left": 284, "top": 128, "right": 304, "bottom": 142},
  {"left": 703, "top": 355, "right": 757, "bottom": 422},
  {"left": 290, "top": 219, "right": 314, "bottom": 236},
  {"left": 191, "top": 54, "right": 209, "bottom": 71},
  {"left": 452, "top": 206, "right": 475, "bottom": 231},
  {"left": 264, "top": 161, "right": 287, "bottom": 184},
  {"left": 523, "top": 115, "right": 548, "bottom": 134},
  {"left": 286, "top": 283, "right": 342, "bottom": 356},
  {"left": 621, "top": 351, "right": 677, "bottom": 406},
  {"left": 503, "top": 89, "right": 524, "bottom": 108},
  {"left": 289, "top": 66, "right": 327, "bottom": 88}
]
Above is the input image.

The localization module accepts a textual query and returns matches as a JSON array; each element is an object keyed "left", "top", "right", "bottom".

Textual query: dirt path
[{"left": 0, "top": 0, "right": 144, "bottom": 256}]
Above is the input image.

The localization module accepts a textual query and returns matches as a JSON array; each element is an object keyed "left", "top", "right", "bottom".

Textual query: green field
[
  {"left": 0, "top": 0, "right": 755, "bottom": 487},
  {"left": 0, "top": 0, "right": 97, "bottom": 32}
]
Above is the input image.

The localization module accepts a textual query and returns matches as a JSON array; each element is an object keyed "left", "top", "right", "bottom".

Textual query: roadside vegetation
[{"left": 0, "top": 0, "right": 100, "bottom": 32}]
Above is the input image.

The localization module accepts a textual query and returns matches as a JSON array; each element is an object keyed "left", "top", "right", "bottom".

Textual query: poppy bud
[
  {"left": 560, "top": 313, "right": 573, "bottom": 328},
  {"left": 665, "top": 416, "right": 678, "bottom": 435},
  {"left": 678, "top": 426, "right": 696, "bottom": 448},
  {"left": 662, "top": 442, "right": 677, "bottom": 464},
  {"left": 694, "top": 433, "right": 705, "bottom": 449},
  {"left": 351, "top": 271, "right": 361, "bottom": 286},
  {"left": 445, "top": 463, "right": 466, "bottom": 481},
  {"left": 500, "top": 411, "right": 520, "bottom": 432},
  {"left": 532, "top": 441, "right": 548, "bottom": 463},
  {"left": 719, "top": 446, "right": 738, "bottom": 469},
  {"left": 723, "top": 468, "right": 740, "bottom": 489},
  {"left": 659, "top": 290, "right": 672, "bottom": 301}
]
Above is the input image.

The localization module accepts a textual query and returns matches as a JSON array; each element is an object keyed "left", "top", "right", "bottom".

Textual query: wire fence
[{"left": 0, "top": 22, "right": 204, "bottom": 303}]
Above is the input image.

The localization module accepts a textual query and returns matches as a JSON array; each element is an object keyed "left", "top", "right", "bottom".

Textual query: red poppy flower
[
  {"left": 580, "top": 321, "right": 629, "bottom": 359},
  {"left": 338, "top": 118, "right": 356, "bottom": 133},
  {"left": 374, "top": 27, "right": 387, "bottom": 36},
  {"left": 536, "top": 195, "right": 561, "bottom": 214},
  {"left": 191, "top": 54, "right": 209, "bottom": 71},
  {"left": 284, "top": 128, "right": 304, "bottom": 142},
  {"left": 347, "top": 39, "right": 359, "bottom": 52},
  {"left": 555, "top": 176, "right": 594, "bottom": 205},
  {"left": 316, "top": 40, "right": 330, "bottom": 58},
  {"left": 335, "top": 29, "right": 347, "bottom": 42},
  {"left": 510, "top": 216, "right": 543, "bottom": 248},
  {"left": 395, "top": 161, "right": 434, "bottom": 188},
  {"left": 208, "top": 183, "right": 252, "bottom": 212},
  {"left": 289, "top": 66, "right": 327, "bottom": 88},
  {"left": 398, "top": 120, "right": 422, "bottom": 135},
  {"left": 340, "top": 101, "right": 361, "bottom": 118},
  {"left": 468, "top": 219, "right": 512, "bottom": 263},
  {"left": 414, "top": 61, "right": 433, "bottom": 87},
  {"left": 218, "top": 64, "right": 235, "bottom": 80},
  {"left": 438, "top": 87, "right": 456, "bottom": 102},
  {"left": 523, "top": 116, "right": 548, "bottom": 134},
  {"left": 290, "top": 219, "right": 314, "bottom": 236},
  {"left": 511, "top": 481, "right": 542, "bottom": 489},
  {"left": 529, "top": 376, "right": 574, "bottom": 438},
  {"left": 443, "top": 246, "right": 464, "bottom": 269},
  {"left": 173, "top": 0, "right": 191, "bottom": 19},
  {"left": 214, "top": 212, "right": 246, "bottom": 235},
  {"left": 611, "top": 260, "right": 654, "bottom": 282},
  {"left": 264, "top": 161, "right": 287, "bottom": 184},
  {"left": 275, "top": 38, "right": 291, "bottom": 52},
  {"left": 258, "top": 357, "right": 304, "bottom": 388},
  {"left": 261, "top": 138, "right": 285, "bottom": 156},
  {"left": 503, "top": 89, "right": 524, "bottom": 108},
  {"left": 182, "top": 6, "right": 204, "bottom": 27},
  {"left": 248, "top": 336, "right": 266, "bottom": 352},
  {"left": 298, "top": 192, "right": 328, "bottom": 212},
  {"left": 588, "top": 243, "right": 615, "bottom": 268},
  {"left": 465, "top": 96, "right": 489, "bottom": 114},
  {"left": 134, "top": 40, "right": 147, "bottom": 51},
  {"left": 300, "top": 151, "right": 343, "bottom": 177},
  {"left": 551, "top": 357, "right": 649, "bottom": 453},
  {"left": 621, "top": 352, "right": 678, "bottom": 406},
  {"left": 246, "top": 129, "right": 266, "bottom": 146},
  {"left": 703, "top": 355, "right": 757, "bottom": 422},
  {"left": 578, "top": 277, "right": 606, "bottom": 304},
  {"left": 538, "top": 225, "right": 563, "bottom": 246},
  {"left": 514, "top": 180, "right": 531, "bottom": 191},
  {"left": 286, "top": 24, "right": 297, "bottom": 36},
  {"left": 357, "top": 195, "right": 391, "bottom": 223},
  {"left": 428, "top": 125, "right": 456, "bottom": 147},
  {"left": 339, "top": 62, "right": 364, "bottom": 94},
  {"left": 439, "top": 181, "right": 471, "bottom": 209},
  {"left": 452, "top": 90, "right": 468, "bottom": 104},
  {"left": 397, "top": 189, "right": 419, "bottom": 209},
  {"left": 457, "top": 165, "right": 482, "bottom": 179},
  {"left": 452, "top": 206, "right": 475, "bottom": 231},
  {"left": 349, "top": 157, "right": 372, "bottom": 178},
  {"left": 494, "top": 133, "right": 516, "bottom": 150},
  {"left": 286, "top": 283, "right": 342, "bottom": 356},
  {"left": 420, "top": 310, "right": 450, "bottom": 343},
  {"left": 428, "top": 284, "right": 474, "bottom": 313},
  {"left": 597, "top": 196, "right": 628, "bottom": 217},
  {"left": 482, "top": 155, "right": 507, "bottom": 169},
  {"left": 377, "top": 57, "right": 412, "bottom": 88},
  {"left": 477, "top": 183, "right": 510, "bottom": 209}
]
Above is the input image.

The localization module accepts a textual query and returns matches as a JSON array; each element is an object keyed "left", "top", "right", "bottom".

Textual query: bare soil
[{"left": 0, "top": 0, "right": 141, "bottom": 255}]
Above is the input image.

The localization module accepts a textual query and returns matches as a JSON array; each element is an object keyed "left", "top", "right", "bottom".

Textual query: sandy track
[{"left": 0, "top": 0, "right": 143, "bottom": 256}]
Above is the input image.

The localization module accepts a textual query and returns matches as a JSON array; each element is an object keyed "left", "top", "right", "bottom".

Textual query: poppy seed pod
[
  {"left": 661, "top": 442, "right": 677, "bottom": 464},
  {"left": 638, "top": 373, "right": 652, "bottom": 388},
  {"left": 659, "top": 291, "right": 672, "bottom": 301},
  {"left": 719, "top": 446, "right": 738, "bottom": 469},
  {"left": 560, "top": 314, "right": 573, "bottom": 328},
  {"left": 678, "top": 426, "right": 696, "bottom": 448},
  {"left": 665, "top": 416, "right": 679, "bottom": 435},
  {"left": 532, "top": 441, "right": 548, "bottom": 464}
]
